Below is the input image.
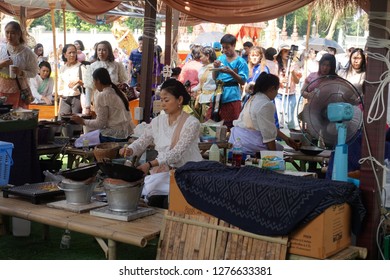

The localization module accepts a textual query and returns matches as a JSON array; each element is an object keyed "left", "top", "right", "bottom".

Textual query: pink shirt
[{"left": 178, "top": 60, "right": 202, "bottom": 90}]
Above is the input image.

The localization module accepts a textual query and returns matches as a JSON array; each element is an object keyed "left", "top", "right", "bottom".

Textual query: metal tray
[{"left": 2, "top": 182, "right": 64, "bottom": 204}]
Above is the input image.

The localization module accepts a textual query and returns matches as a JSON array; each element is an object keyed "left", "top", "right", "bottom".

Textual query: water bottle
[
  {"left": 244, "top": 155, "right": 252, "bottom": 166},
  {"left": 209, "top": 142, "right": 220, "bottom": 162},
  {"left": 82, "top": 138, "right": 89, "bottom": 152},
  {"left": 60, "top": 230, "right": 71, "bottom": 249},
  {"left": 232, "top": 138, "right": 243, "bottom": 167}
]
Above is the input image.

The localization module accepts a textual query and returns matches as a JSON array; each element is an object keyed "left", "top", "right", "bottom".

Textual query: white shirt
[
  {"left": 58, "top": 62, "right": 85, "bottom": 97},
  {"left": 29, "top": 75, "right": 54, "bottom": 104},
  {"left": 191, "top": 64, "right": 217, "bottom": 104},
  {"left": 83, "top": 60, "right": 129, "bottom": 107},
  {"left": 0, "top": 43, "right": 39, "bottom": 93},
  {"left": 129, "top": 113, "right": 203, "bottom": 168},
  {"left": 84, "top": 86, "right": 134, "bottom": 139},
  {"left": 337, "top": 68, "right": 365, "bottom": 96},
  {"left": 233, "top": 93, "right": 277, "bottom": 143}
]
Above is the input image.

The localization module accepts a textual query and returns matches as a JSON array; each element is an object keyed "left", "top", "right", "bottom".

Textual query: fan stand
[{"left": 331, "top": 122, "right": 360, "bottom": 187}]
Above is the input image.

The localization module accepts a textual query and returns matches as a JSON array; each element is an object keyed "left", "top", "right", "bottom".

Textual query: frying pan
[
  {"left": 300, "top": 146, "right": 324, "bottom": 156},
  {"left": 97, "top": 161, "right": 144, "bottom": 182},
  {"left": 60, "top": 164, "right": 100, "bottom": 181}
]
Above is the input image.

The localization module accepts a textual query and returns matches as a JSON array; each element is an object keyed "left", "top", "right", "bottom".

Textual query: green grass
[{"left": 0, "top": 220, "right": 158, "bottom": 260}]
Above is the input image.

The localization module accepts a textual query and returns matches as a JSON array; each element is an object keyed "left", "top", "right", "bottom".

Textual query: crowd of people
[{"left": 0, "top": 21, "right": 368, "bottom": 208}]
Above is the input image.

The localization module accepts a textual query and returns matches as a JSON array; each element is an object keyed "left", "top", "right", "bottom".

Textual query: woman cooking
[
  {"left": 71, "top": 68, "right": 134, "bottom": 142},
  {"left": 119, "top": 79, "right": 203, "bottom": 209},
  {"left": 229, "top": 72, "right": 299, "bottom": 154},
  {"left": 0, "top": 21, "right": 39, "bottom": 108}
]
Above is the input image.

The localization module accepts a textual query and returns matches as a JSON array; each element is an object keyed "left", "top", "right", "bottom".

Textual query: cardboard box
[
  {"left": 200, "top": 122, "right": 227, "bottom": 142},
  {"left": 168, "top": 170, "right": 208, "bottom": 216},
  {"left": 288, "top": 203, "right": 351, "bottom": 259}
]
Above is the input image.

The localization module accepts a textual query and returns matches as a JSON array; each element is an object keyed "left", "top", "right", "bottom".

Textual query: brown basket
[{"left": 93, "top": 142, "right": 120, "bottom": 162}]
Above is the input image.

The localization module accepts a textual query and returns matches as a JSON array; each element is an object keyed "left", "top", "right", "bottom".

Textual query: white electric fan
[{"left": 297, "top": 75, "right": 363, "bottom": 185}]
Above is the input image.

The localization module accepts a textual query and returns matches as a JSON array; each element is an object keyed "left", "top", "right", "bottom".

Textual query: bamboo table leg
[{"left": 95, "top": 237, "right": 117, "bottom": 260}]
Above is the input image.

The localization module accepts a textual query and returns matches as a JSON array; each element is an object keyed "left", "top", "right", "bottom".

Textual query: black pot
[
  {"left": 97, "top": 162, "right": 144, "bottom": 182},
  {"left": 60, "top": 164, "right": 100, "bottom": 181}
]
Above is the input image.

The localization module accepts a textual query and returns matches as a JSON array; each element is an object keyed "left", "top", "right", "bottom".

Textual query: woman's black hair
[
  {"left": 265, "top": 47, "right": 277, "bottom": 60},
  {"left": 5, "top": 21, "right": 25, "bottom": 44},
  {"left": 61, "top": 44, "right": 76, "bottom": 62},
  {"left": 92, "top": 68, "right": 129, "bottom": 111},
  {"left": 38, "top": 61, "right": 52, "bottom": 77},
  {"left": 318, "top": 53, "right": 337, "bottom": 75},
  {"left": 191, "top": 45, "right": 202, "bottom": 60},
  {"left": 95, "top": 41, "right": 115, "bottom": 62},
  {"left": 34, "top": 43, "right": 44, "bottom": 56},
  {"left": 74, "top": 40, "right": 85, "bottom": 51},
  {"left": 349, "top": 48, "right": 366, "bottom": 72},
  {"left": 201, "top": 46, "right": 217, "bottom": 63},
  {"left": 253, "top": 72, "right": 279, "bottom": 94},
  {"left": 160, "top": 78, "right": 191, "bottom": 105},
  {"left": 220, "top": 34, "right": 237, "bottom": 46}
]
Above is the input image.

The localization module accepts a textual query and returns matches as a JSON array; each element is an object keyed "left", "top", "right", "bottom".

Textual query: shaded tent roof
[{"left": 1, "top": 1, "right": 370, "bottom": 25}]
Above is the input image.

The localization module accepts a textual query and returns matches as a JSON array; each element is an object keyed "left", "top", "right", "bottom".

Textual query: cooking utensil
[
  {"left": 97, "top": 161, "right": 144, "bottom": 182},
  {"left": 2, "top": 182, "right": 64, "bottom": 204},
  {"left": 300, "top": 145, "right": 324, "bottom": 156},
  {"left": 103, "top": 178, "right": 144, "bottom": 212},
  {"left": 60, "top": 164, "right": 99, "bottom": 181},
  {"left": 58, "top": 178, "right": 99, "bottom": 205}
]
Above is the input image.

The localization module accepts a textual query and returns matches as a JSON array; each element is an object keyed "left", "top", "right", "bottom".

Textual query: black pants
[{"left": 147, "top": 195, "right": 168, "bottom": 209}]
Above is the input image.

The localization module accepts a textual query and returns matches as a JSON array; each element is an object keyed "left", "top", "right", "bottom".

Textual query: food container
[
  {"left": 103, "top": 178, "right": 144, "bottom": 212},
  {"left": 58, "top": 177, "right": 97, "bottom": 205},
  {"left": 11, "top": 109, "right": 34, "bottom": 120}
]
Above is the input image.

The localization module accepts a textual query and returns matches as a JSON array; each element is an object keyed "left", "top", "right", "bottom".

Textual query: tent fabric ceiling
[{"left": 0, "top": 0, "right": 370, "bottom": 24}]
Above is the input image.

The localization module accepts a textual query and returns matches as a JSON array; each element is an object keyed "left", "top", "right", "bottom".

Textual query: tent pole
[
  {"left": 48, "top": 2, "right": 58, "bottom": 119},
  {"left": 358, "top": 0, "right": 390, "bottom": 259},
  {"left": 61, "top": 0, "right": 66, "bottom": 44}
]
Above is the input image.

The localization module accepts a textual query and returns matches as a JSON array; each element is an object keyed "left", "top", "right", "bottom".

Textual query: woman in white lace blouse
[
  {"left": 0, "top": 21, "right": 38, "bottom": 108},
  {"left": 83, "top": 40, "right": 128, "bottom": 114},
  {"left": 120, "top": 79, "right": 203, "bottom": 208},
  {"left": 71, "top": 67, "right": 134, "bottom": 142}
]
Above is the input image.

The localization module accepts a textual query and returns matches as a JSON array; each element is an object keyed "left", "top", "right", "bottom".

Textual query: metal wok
[{"left": 97, "top": 161, "right": 144, "bottom": 182}]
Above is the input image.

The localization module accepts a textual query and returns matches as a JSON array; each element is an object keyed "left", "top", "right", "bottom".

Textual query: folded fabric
[
  {"left": 175, "top": 161, "right": 366, "bottom": 236},
  {"left": 74, "top": 129, "right": 100, "bottom": 148}
]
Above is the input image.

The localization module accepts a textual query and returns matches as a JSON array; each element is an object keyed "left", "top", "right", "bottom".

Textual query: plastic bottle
[
  {"left": 60, "top": 230, "right": 71, "bottom": 249},
  {"left": 232, "top": 138, "right": 243, "bottom": 167},
  {"left": 244, "top": 155, "right": 252, "bottom": 166},
  {"left": 82, "top": 138, "right": 89, "bottom": 152},
  {"left": 209, "top": 142, "right": 220, "bottom": 162}
]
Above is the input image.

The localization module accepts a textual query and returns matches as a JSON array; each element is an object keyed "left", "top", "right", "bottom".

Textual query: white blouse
[
  {"left": 84, "top": 86, "right": 134, "bottom": 139},
  {"left": 337, "top": 68, "right": 365, "bottom": 96},
  {"left": 129, "top": 113, "right": 203, "bottom": 168},
  {"left": 29, "top": 75, "right": 54, "bottom": 104},
  {"left": 191, "top": 64, "right": 217, "bottom": 104},
  {"left": 58, "top": 62, "right": 85, "bottom": 97},
  {"left": 83, "top": 60, "right": 129, "bottom": 107},
  {"left": 233, "top": 93, "right": 277, "bottom": 143},
  {"left": 0, "top": 43, "right": 39, "bottom": 93}
]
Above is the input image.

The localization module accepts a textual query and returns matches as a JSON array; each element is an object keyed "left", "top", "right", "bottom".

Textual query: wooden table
[
  {"left": 64, "top": 146, "right": 95, "bottom": 169},
  {"left": 0, "top": 193, "right": 163, "bottom": 259},
  {"left": 284, "top": 148, "right": 332, "bottom": 172}
]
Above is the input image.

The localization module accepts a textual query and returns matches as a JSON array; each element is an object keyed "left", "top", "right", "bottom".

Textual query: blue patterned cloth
[{"left": 175, "top": 161, "right": 366, "bottom": 236}]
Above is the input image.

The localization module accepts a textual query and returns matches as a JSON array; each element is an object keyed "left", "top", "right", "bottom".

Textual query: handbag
[
  {"left": 117, "top": 83, "right": 138, "bottom": 101},
  {"left": 15, "top": 78, "right": 34, "bottom": 105}
]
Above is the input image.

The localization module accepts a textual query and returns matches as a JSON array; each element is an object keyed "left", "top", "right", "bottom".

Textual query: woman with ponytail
[{"left": 71, "top": 67, "right": 134, "bottom": 142}]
